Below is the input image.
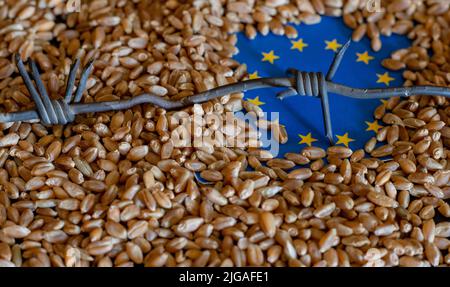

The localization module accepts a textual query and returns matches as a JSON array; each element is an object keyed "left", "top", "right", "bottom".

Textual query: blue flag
[{"left": 234, "top": 17, "right": 410, "bottom": 156}]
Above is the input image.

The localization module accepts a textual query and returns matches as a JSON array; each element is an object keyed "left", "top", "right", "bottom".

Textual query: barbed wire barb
[{"left": 2, "top": 46, "right": 450, "bottom": 144}]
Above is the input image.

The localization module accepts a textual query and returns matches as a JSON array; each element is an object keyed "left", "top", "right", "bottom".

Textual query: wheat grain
[{"left": 0, "top": 0, "right": 448, "bottom": 268}]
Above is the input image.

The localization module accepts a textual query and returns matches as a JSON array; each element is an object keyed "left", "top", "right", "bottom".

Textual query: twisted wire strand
[
  {"left": 15, "top": 54, "right": 51, "bottom": 125},
  {"left": 327, "top": 39, "right": 351, "bottom": 81},
  {"left": 64, "top": 58, "right": 81, "bottom": 103},
  {"left": 277, "top": 70, "right": 325, "bottom": 99},
  {"left": 2, "top": 75, "right": 450, "bottom": 125},
  {"left": 29, "top": 59, "right": 58, "bottom": 124},
  {"left": 11, "top": 55, "right": 85, "bottom": 126},
  {"left": 73, "top": 59, "right": 95, "bottom": 103},
  {"left": 3, "top": 46, "right": 450, "bottom": 128}
]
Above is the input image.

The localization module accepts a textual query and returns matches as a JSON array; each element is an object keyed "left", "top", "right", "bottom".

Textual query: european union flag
[{"left": 234, "top": 17, "right": 410, "bottom": 156}]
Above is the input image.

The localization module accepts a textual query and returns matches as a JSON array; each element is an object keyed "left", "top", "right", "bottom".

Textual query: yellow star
[
  {"left": 366, "top": 120, "right": 383, "bottom": 133},
  {"left": 248, "top": 71, "right": 259, "bottom": 80},
  {"left": 261, "top": 50, "right": 280, "bottom": 64},
  {"left": 325, "top": 39, "right": 342, "bottom": 52},
  {"left": 298, "top": 132, "right": 317, "bottom": 147},
  {"left": 247, "top": 96, "right": 265, "bottom": 106},
  {"left": 335, "top": 133, "right": 355, "bottom": 147},
  {"left": 376, "top": 72, "right": 395, "bottom": 86},
  {"left": 291, "top": 38, "right": 308, "bottom": 52},
  {"left": 356, "top": 51, "right": 374, "bottom": 65}
]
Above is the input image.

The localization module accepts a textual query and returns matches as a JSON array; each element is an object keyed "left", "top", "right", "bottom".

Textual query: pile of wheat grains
[{"left": 0, "top": 0, "right": 449, "bottom": 267}]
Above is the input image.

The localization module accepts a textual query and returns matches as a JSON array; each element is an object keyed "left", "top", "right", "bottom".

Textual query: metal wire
[
  {"left": 2, "top": 42, "right": 450, "bottom": 145},
  {"left": 14, "top": 55, "right": 80, "bottom": 125}
]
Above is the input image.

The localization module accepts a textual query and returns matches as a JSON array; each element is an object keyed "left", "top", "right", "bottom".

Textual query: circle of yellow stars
[{"left": 245, "top": 35, "right": 402, "bottom": 149}]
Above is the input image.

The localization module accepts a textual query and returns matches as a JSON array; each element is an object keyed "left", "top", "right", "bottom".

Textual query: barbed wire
[{"left": 1, "top": 40, "right": 449, "bottom": 145}]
